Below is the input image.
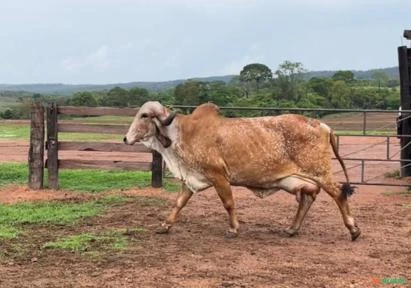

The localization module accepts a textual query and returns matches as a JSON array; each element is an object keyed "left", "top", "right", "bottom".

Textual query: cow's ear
[{"left": 155, "top": 126, "right": 172, "bottom": 148}]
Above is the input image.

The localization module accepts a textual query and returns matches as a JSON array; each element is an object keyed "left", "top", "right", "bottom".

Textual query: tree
[
  {"left": 128, "top": 87, "right": 150, "bottom": 106},
  {"left": 274, "top": 61, "right": 306, "bottom": 102},
  {"left": 308, "top": 77, "right": 332, "bottom": 99},
  {"left": 329, "top": 80, "right": 351, "bottom": 108},
  {"left": 174, "top": 80, "right": 208, "bottom": 105},
  {"left": 1, "top": 108, "right": 17, "bottom": 119},
  {"left": 372, "top": 70, "right": 389, "bottom": 88},
  {"left": 332, "top": 71, "right": 354, "bottom": 83},
  {"left": 239, "top": 63, "right": 273, "bottom": 94},
  {"left": 70, "top": 92, "right": 98, "bottom": 107},
  {"left": 105, "top": 87, "right": 129, "bottom": 107}
]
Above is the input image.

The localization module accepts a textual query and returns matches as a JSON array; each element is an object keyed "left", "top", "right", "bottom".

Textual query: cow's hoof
[
  {"left": 284, "top": 228, "right": 298, "bottom": 237},
  {"left": 155, "top": 225, "right": 170, "bottom": 234},
  {"left": 224, "top": 230, "right": 238, "bottom": 239},
  {"left": 351, "top": 228, "right": 361, "bottom": 241}
]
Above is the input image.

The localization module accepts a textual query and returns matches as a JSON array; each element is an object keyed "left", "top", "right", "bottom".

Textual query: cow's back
[{"left": 176, "top": 112, "right": 332, "bottom": 187}]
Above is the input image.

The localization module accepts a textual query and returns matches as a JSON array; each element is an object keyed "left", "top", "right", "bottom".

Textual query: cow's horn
[
  {"left": 159, "top": 111, "right": 176, "bottom": 126},
  {"left": 146, "top": 102, "right": 176, "bottom": 126}
]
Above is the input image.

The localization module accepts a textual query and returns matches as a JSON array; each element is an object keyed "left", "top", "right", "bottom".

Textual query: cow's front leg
[
  {"left": 213, "top": 178, "right": 239, "bottom": 238},
  {"left": 156, "top": 183, "right": 193, "bottom": 234}
]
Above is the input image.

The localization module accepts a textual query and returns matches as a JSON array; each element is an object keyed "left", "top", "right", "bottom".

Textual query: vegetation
[
  {"left": 0, "top": 196, "right": 128, "bottom": 239},
  {"left": 0, "top": 62, "right": 401, "bottom": 120},
  {"left": 42, "top": 229, "right": 145, "bottom": 252},
  {"left": 0, "top": 162, "right": 180, "bottom": 193}
]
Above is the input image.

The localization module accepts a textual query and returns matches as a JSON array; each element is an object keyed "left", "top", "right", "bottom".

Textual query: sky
[{"left": 0, "top": 0, "right": 410, "bottom": 84}]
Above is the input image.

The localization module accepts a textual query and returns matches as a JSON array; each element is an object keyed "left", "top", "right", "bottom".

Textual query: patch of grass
[
  {"left": 58, "top": 132, "right": 121, "bottom": 142},
  {"left": 0, "top": 225, "right": 20, "bottom": 239},
  {"left": 335, "top": 130, "right": 395, "bottom": 136},
  {"left": 59, "top": 169, "right": 152, "bottom": 193},
  {"left": 0, "top": 123, "right": 29, "bottom": 139},
  {"left": 0, "top": 196, "right": 127, "bottom": 239},
  {"left": 43, "top": 228, "right": 145, "bottom": 253},
  {"left": 164, "top": 178, "right": 182, "bottom": 192},
  {"left": 0, "top": 163, "right": 179, "bottom": 193},
  {"left": 43, "top": 233, "right": 98, "bottom": 252},
  {"left": 0, "top": 121, "right": 122, "bottom": 141},
  {"left": 382, "top": 191, "right": 411, "bottom": 197},
  {"left": 0, "top": 163, "right": 27, "bottom": 186},
  {"left": 384, "top": 170, "right": 401, "bottom": 179},
  {"left": 70, "top": 115, "right": 133, "bottom": 125}
]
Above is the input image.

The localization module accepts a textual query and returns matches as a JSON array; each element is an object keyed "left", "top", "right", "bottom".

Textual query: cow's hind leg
[
  {"left": 276, "top": 177, "right": 319, "bottom": 236},
  {"left": 213, "top": 177, "right": 239, "bottom": 238},
  {"left": 322, "top": 180, "right": 361, "bottom": 241},
  {"left": 156, "top": 183, "right": 193, "bottom": 234},
  {"left": 285, "top": 193, "right": 315, "bottom": 236}
]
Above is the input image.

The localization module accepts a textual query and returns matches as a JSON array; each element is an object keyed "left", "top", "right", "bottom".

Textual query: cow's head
[{"left": 123, "top": 101, "right": 176, "bottom": 147}]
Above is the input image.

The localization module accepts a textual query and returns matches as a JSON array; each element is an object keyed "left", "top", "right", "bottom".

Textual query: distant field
[
  {"left": 322, "top": 112, "right": 398, "bottom": 133},
  {"left": 0, "top": 97, "right": 19, "bottom": 112},
  {"left": 0, "top": 115, "right": 134, "bottom": 141}
]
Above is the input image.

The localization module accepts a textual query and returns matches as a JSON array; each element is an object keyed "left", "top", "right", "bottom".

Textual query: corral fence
[
  {"left": 28, "top": 102, "right": 411, "bottom": 190},
  {"left": 28, "top": 102, "right": 163, "bottom": 190}
]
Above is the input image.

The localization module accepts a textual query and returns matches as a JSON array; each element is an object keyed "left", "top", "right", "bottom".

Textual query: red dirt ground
[
  {"left": 0, "top": 137, "right": 410, "bottom": 287},
  {"left": 0, "top": 185, "right": 409, "bottom": 288}
]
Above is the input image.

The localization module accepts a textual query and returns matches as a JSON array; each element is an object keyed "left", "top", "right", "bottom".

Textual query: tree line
[{"left": 0, "top": 61, "right": 400, "bottom": 119}]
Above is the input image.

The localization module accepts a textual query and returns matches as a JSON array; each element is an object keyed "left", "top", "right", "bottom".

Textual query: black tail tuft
[{"left": 340, "top": 183, "right": 356, "bottom": 199}]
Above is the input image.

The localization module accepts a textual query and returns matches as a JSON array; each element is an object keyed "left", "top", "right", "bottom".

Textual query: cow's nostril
[{"left": 123, "top": 137, "right": 127, "bottom": 144}]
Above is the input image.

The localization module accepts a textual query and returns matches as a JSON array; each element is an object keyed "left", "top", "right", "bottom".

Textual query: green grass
[
  {"left": 0, "top": 196, "right": 127, "bottom": 239},
  {"left": 70, "top": 115, "right": 133, "bottom": 125},
  {"left": 0, "top": 225, "right": 20, "bottom": 239},
  {"left": 42, "top": 228, "right": 145, "bottom": 253},
  {"left": 0, "top": 122, "right": 123, "bottom": 141},
  {"left": 384, "top": 170, "right": 401, "bottom": 179},
  {"left": 0, "top": 162, "right": 177, "bottom": 193},
  {"left": 383, "top": 191, "right": 411, "bottom": 197},
  {"left": 43, "top": 231, "right": 132, "bottom": 252},
  {"left": 335, "top": 130, "right": 395, "bottom": 136},
  {"left": 58, "top": 169, "right": 152, "bottom": 193},
  {"left": 0, "top": 123, "right": 29, "bottom": 139},
  {"left": 0, "top": 163, "right": 28, "bottom": 186}
]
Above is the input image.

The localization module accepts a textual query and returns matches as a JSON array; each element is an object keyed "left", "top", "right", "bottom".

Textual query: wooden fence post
[
  {"left": 151, "top": 150, "right": 163, "bottom": 188},
  {"left": 28, "top": 102, "right": 45, "bottom": 189},
  {"left": 47, "top": 103, "right": 59, "bottom": 189},
  {"left": 398, "top": 44, "right": 411, "bottom": 177}
]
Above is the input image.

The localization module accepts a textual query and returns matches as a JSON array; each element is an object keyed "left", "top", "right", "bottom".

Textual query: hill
[
  {"left": 303, "top": 66, "right": 399, "bottom": 80},
  {"left": 0, "top": 75, "right": 235, "bottom": 96},
  {"left": 0, "top": 67, "right": 399, "bottom": 96}
]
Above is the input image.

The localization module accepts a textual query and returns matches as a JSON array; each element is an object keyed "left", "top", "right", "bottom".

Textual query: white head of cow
[{"left": 123, "top": 101, "right": 176, "bottom": 147}]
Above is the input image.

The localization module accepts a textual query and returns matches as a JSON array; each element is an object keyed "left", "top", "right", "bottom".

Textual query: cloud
[
  {"left": 61, "top": 45, "right": 110, "bottom": 72},
  {"left": 61, "top": 57, "right": 83, "bottom": 71},
  {"left": 218, "top": 43, "right": 265, "bottom": 75},
  {"left": 87, "top": 45, "right": 110, "bottom": 71}
]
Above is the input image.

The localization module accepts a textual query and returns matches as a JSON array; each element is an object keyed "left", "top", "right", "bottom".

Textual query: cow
[{"left": 124, "top": 101, "right": 361, "bottom": 241}]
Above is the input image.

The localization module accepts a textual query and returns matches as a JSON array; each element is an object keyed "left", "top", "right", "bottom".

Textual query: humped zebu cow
[{"left": 124, "top": 101, "right": 361, "bottom": 241}]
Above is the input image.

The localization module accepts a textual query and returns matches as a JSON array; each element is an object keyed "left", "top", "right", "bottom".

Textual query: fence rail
[{"left": 28, "top": 103, "right": 163, "bottom": 190}]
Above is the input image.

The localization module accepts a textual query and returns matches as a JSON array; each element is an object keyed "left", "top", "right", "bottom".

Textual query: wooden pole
[
  {"left": 28, "top": 102, "right": 45, "bottom": 189},
  {"left": 398, "top": 46, "right": 411, "bottom": 177},
  {"left": 47, "top": 103, "right": 59, "bottom": 189},
  {"left": 151, "top": 150, "right": 163, "bottom": 188}
]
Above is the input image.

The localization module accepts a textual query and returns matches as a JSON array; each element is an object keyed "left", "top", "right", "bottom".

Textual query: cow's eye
[{"left": 141, "top": 113, "right": 149, "bottom": 118}]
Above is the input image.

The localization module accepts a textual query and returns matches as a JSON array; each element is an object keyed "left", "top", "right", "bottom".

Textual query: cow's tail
[{"left": 329, "top": 128, "right": 356, "bottom": 199}]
